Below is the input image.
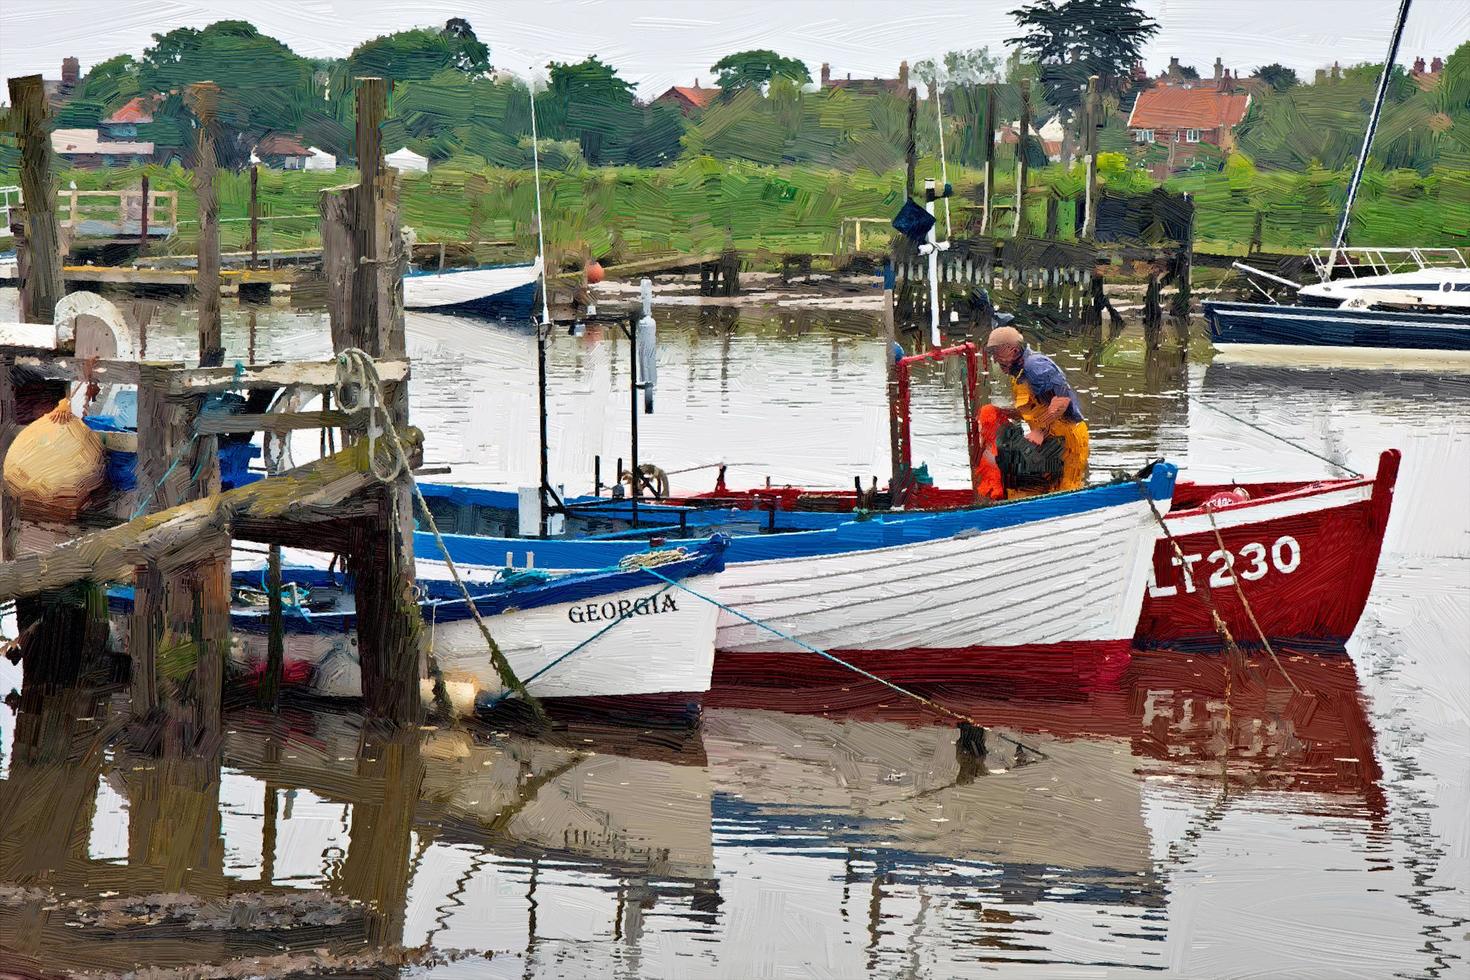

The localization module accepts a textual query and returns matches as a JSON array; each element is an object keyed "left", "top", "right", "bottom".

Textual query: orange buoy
[
  {"left": 3, "top": 398, "right": 107, "bottom": 520},
  {"left": 585, "top": 260, "right": 605, "bottom": 285}
]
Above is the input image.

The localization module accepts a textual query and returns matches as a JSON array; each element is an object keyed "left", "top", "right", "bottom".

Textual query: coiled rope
[{"left": 335, "top": 347, "right": 544, "bottom": 722}]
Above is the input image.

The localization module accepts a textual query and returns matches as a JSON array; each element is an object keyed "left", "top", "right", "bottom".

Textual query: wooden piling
[
  {"left": 1170, "top": 193, "right": 1195, "bottom": 332},
  {"left": 1144, "top": 272, "right": 1163, "bottom": 349},
  {"left": 249, "top": 165, "right": 260, "bottom": 271},
  {"left": 320, "top": 76, "right": 422, "bottom": 725},
  {"left": 7, "top": 75, "right": 64, "bottom": 325},
  {"left": 139, "top": 174, "right": 150, "bottom": 256},
  {"left": 187, "top": 82, "right": 223, "bottom": 367},
  {"left": 1013, "top": 84, "right": 1031, "bottom": 239},
  {"left": 981, "top": 85, "right": 997, "bottom": 237},
  {"left": 905, "top": 88, "right": 918, "bottom": 201}
]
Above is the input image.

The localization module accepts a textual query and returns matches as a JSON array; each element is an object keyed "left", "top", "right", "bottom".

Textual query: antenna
[{"left": 933, "top": 59, "right": 952, "bottom": 238}]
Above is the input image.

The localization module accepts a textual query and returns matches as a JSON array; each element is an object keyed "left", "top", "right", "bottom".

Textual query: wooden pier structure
[{"left": 0, "top": 74, "right": 433, "bottom": 758}]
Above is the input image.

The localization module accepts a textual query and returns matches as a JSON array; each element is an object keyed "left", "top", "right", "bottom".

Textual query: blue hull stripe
[
  {"left": 417, "top": 466, "right": 1178, "bottom": 570},
  {"left": 1205, "top": 301, "right": 1470, "bottom": 351}
]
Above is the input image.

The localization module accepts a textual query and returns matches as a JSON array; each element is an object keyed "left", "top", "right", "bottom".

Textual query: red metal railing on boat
[{"left": 894, "top": 342, "right": 986, "bottom": 503}]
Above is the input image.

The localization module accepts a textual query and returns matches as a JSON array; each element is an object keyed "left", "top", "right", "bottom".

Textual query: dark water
[{"left": 0, "top": 292, "right": 1466, "bottom": 978}]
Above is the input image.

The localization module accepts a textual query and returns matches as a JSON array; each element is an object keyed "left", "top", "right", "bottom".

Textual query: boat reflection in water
[{"left": 0, "top": 645, "right": 1390, "bottom": 976}]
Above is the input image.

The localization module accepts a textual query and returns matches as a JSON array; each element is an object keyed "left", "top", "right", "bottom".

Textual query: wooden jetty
[{"left": 0, "top": 74, "right": 431, "bottom": 753}]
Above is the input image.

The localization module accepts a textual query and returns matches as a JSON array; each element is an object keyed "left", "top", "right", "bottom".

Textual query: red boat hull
[{"left": 1135, "top": 449, "right": 1400, "bottom": 649}]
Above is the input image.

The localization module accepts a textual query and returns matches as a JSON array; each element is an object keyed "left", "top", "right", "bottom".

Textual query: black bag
[{"left": 996, "top": 422, "right": 1065, "bottom": 490}]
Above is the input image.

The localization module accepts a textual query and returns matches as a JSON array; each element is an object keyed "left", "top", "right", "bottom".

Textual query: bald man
[{"left": 985, "top": 325, "right": 1089, "bottom": 494}]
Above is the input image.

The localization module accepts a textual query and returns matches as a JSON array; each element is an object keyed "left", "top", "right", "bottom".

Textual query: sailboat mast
[
  {"left": 1327, "top": 0, "right": 1412, "bottom": 271},
  {"left": 528, "top": 76, "right": 552, "bottom": 326}
]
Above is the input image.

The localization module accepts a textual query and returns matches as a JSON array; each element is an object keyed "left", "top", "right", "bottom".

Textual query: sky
[{"left": 2, "top": 0, "right": 1467, "bottom": 100}]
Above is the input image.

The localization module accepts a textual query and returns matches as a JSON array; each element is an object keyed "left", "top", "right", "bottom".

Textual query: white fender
[{"left": 54, "top": 291, "right": 137, "bottom": 418}]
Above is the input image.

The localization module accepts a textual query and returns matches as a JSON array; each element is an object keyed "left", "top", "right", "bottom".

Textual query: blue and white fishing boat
[
  {"left": 110, "top": 536, "right": 730, "bottom": 715},
  {"left": 306, "top": 465, "right": 1180, "bottom": 685},
  {"left": 1209, "top": 0, "right": 1470, "bottom": 364},
  {"left": 402, "top": 257, "right": 543, "bottom": 319},
  {"left": 1208, "top": 248, "right": 1470, "bottom": 365}
]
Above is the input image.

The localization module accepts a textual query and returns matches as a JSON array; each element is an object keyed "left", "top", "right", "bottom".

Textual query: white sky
[{"left": 2, "top": 0, "right": 1467, "bottom": 100}]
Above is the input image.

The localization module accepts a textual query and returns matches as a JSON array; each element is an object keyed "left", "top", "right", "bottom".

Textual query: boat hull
[
  {"left": 221, "top": 581, "right": 721, "bottom": 705},
  {"left": 707, "top": 491, "right": 1162, "bottom": 677},
  {"left": 402, "top": 260, "right": 541, "bottom": 319},
  {"left": 1205, "top": 300, "right": 1470, "bottom": 363},
  {"left": 109, "top": 544, "right": 727, "bottom": 712},
  {"left": 1135, "top": 450, "right": 1400, "bottom": 650}
]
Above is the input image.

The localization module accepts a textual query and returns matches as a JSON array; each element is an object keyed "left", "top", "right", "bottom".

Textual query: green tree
[
  {"left": 338, "top": 19, "right": 491, "bottom": 92},
  {"left": 73, "top": 55, "right": 142, "bottom": 112},
  {"left": 542, "top": 56, "right": 639, "bottom": 165},
  {"left": 1254, "top": 63, "right": 1298, "bottom": 93},
  {"left": 1009, "top": 0, "right": 1157, "bottom": 143},
  {"left": 710, "top": 50, "right": 811, "bottom": 95},
  {"left": 137, "top": 21, "right": 318, "bottom": 167}
]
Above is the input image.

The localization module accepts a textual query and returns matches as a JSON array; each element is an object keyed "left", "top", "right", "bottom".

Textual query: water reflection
[
  {"left": 0, "top": 290, "right": 1464, "bottom": 976},
  {"left": 0, "top": 645, "right": 1410, "bottom": 977}
]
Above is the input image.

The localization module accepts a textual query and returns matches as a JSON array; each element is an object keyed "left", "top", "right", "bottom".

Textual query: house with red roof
[
  {"left": 1128, "top": 62, "right": 1251, "bottom": 175},
  {"left": 254, "top": 133, "right": 316, "bottom": 170},
  {"left": 100, "top": 96, "right": 156, "bottom": 141},
  {"left": 654, "top": 80, "right": 721, "bottom": 115}
]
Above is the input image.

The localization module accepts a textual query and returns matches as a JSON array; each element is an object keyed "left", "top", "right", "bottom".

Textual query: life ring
[{"left": 53, "top": 291, "right": 136, "bottom": 417}]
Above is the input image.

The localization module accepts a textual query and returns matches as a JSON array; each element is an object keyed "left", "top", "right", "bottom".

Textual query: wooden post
[
  {"left": 1013, "top": 84, "right": 1031, "bottom": 239},
  {"left": 249, "top": 165, "right": 260, "bottom": 271},
  {"left": 905, "top": 87, "right": 918, "bottom": 201},
  {"left": 325, "top": 76, "right": 421, "bottom": 725},
  {"left": 1171, "top": 192, "right": 1195, "bottom": 322},
  {"left": 7, "top": 75, "right": 64, "bottom": 325},
  {"left": 126, "top": 361, "right": 227, "bottom": 745},
  {"left": 187, "top": 82, "right": 223, "bottom": 367},
  {"left": 1249, "top": 209, "right": 1264, "bottom": 254},
  {"left": 1082, "top": 76, "right": 1100, "bottom": 240},
  {"left": 1044, "top": 194, "right": 1059, "bottom": 240},
  {"left": 139, "top": 174, "right": 150, "bottom": 256},
  {"left": 981, "top": 85, "right": 997, "bottom": 236},
  {"left": 1144, "top": 272, "right": 1163, "bottom": 349}
]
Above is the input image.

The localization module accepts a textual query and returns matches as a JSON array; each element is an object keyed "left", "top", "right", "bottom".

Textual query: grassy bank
[{"left": 8, "top": 156, "right": 1468, "bottom": 266}]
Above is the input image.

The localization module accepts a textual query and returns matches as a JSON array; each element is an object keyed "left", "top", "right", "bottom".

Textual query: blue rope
[{"left": 480, "top": 580, "right": 676, "bottom": 710}]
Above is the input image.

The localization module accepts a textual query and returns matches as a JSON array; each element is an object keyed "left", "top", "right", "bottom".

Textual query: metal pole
[
  {"left": 1328, "top": 0, "right": 1412, "bottom": 272},
  {"left": 924, "top": 179, "right": 941, "bottom": 348},
  {"left": 537, "top": 321, "right": 551, "bottom": 536},
  {"left": 627, "top": 318, "right": 640, "bottom": 528}
]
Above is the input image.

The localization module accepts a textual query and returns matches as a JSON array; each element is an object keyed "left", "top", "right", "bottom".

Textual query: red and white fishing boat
[{"left": 663, "top": 344, "right": 1400, "bottom": 652}]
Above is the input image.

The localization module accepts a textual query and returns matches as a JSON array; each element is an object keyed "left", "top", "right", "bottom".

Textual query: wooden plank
[
  {"left": 12, "top": 355, "right": 410, "bottom": 393},
  {"left": 0, "top": 428, "right": 423, "bottom": 603},
  {"left": 60, "top": 266, "right": 297, "bottom": 286},
  {"left": 560, "top": 251, "right": 720, "bottom": 281},
  {"left": 191, "top": 409, "right": 360, "bottom": 435}
]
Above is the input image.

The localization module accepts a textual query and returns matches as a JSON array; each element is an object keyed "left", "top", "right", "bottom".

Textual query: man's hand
[{"left": 1025, "top": 428, "right": 1046, "bottom": 446}]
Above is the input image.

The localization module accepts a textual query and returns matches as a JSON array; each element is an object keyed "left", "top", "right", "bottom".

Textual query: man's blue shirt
[{"left": 1013, "top": 349, "right": 1085, "bottom": 422}]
